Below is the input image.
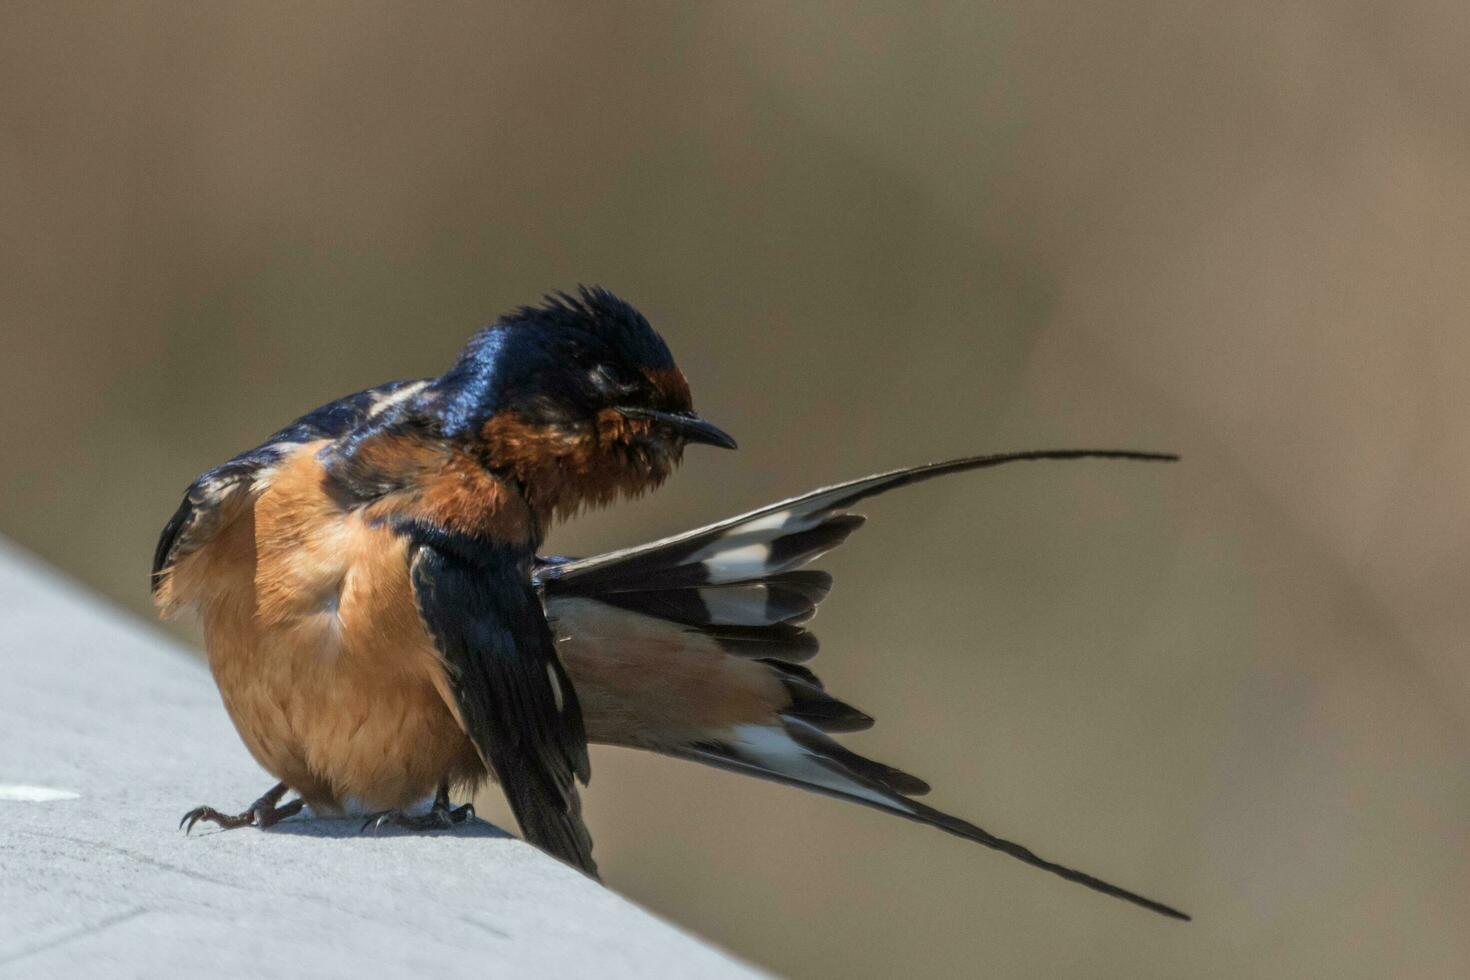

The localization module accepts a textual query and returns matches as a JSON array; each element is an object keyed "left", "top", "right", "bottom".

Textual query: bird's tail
[{"left": 539, "top": 450, "right": 1188, "bottom": 921}]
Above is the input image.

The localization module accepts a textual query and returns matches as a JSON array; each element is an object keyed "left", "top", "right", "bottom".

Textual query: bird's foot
[
  {"left": 360, "top": 799, "right": 475, "bottom": 835},
  {"left": 180, "top": 781, "right": 304, "bottom": 834}
]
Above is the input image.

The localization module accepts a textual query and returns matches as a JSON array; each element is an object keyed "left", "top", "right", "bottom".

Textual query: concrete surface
[{"left": 0, "top": 542, "right": 761, "bottom": 979}]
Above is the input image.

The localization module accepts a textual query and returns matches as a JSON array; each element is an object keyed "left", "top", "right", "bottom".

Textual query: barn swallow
[{"left": 153, "top": 286, "right": 1187, "bottom": 920}]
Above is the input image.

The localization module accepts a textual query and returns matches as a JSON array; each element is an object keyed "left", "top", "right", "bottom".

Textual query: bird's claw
[
  {"left": 179, "top": 805, "right": 254, "bottom": 834},
  {"left": 361, "top": 811, "right": 393, "bottom": 836},
  {"left": 179, "top": 784, "right": 302, "bottom": 834},
  {"left": 358, "top": 801, "right": 475, "bottom": 835}
]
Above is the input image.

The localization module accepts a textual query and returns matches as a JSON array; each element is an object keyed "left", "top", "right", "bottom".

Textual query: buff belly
[
  {"left": 187, "top": 452, "right": 486, "bottom": 815},
  {"left": 204, "top": 611, "right": 484, "bottom": 815}
]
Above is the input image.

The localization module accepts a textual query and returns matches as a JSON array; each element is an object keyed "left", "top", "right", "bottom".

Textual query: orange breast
[{"left": 187, "top": 442, "right": 484, "bottom": 813}]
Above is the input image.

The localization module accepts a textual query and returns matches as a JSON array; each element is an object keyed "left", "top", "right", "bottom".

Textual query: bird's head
[{"left": 433, "top": 286, "right": 735, "bottom": 523}]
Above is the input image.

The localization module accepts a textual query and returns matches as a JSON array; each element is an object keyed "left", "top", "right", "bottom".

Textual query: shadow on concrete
[{"left": 260, "top": 816, "right": 513, "bottom": 840}]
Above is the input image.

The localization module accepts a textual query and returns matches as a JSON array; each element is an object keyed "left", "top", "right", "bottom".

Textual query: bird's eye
[{"left": 587, "top": 365, "right": 637, "bottom": 399}]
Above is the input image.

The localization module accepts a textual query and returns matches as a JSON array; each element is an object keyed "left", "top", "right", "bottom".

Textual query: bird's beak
[{"left": 614, "top": 407, "right": 738, "bottom": 450}]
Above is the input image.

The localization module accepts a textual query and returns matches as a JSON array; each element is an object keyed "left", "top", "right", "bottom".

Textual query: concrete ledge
[{"left": 0, "top": 542, "right": 761, "bottom": 978}]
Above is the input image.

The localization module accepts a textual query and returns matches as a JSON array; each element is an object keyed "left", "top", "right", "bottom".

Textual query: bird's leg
[
  {"left": 360, "top": 782, "right": 475, "bottom": 834},
  {"left": 180, "top": 781, "right": 305, "bottom": 834}
]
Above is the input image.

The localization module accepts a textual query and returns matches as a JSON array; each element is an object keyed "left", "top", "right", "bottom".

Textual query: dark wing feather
[
  {"left": 409, "top": 528, "right": 595, "bottom": 876},
  {"left": 535, "top": 451, "right": 1177, "bottom": 672},
  {"left": 536, "top": 449, "right": 1187, "bottom": 918},
  {"left": 536, "top": 450, "right": 1176, "bottom": 596},
  {"left": 151, "top": 378, "right": 426, "bottom": 591},
  {"left": 672, "top": 719, "right": 1189, "bottom": 921}
]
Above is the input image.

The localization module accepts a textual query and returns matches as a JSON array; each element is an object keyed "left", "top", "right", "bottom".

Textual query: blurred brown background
[{"left": 3, "top": 2, "right": 1468, "bottom": 977}]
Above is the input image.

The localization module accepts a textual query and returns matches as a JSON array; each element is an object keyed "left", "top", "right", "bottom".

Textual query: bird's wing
[
  {"left": 151, "top": 378, "right": 428, "bottom": 595},
  {"left": 408, "top": 525, "right": 596, "bottom": 876},
  {"left": 536, "top": 449, "right": 1179, "bottom": 691},
  {"left": 540, "top": 449, "right": 1187, "bottom": 919},
  {"left": 536, "top": 449, "right": 1177, "bottom": 595}
]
